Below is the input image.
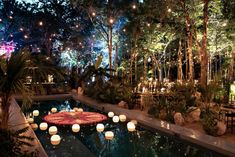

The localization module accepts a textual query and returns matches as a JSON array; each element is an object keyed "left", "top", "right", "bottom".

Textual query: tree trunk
[
  {"left": 180, "top": 0, "right": 194, "bottom": 81},
  {"left": 135, "top": 54, "right": 138, "bottom": 83},
  {"left": 108, "top": 25, "right": 113, "bottom": 75},
  {"left": 0, "top": 94, "right": 10, "bottom": 129},
  {"left": 178, "top": 40, "right": 183, "bottom": 81},
  {"left": 187, "top": 27, "right": 194, "bottom": 82},
  {"left": 129, "top": 54, "right": 133, "bottom": 84},
  {"left": 228, "top": 49, "right": 235, "bottom": 82},
  {"left": 200, "top": 0, "right": 210, "bottom": 87},
  {"left": 144, "top": 55, "right": 147, "bottom": 81},
  {"left": 114, "top": 42, "right": 118, "bottom": 75}
]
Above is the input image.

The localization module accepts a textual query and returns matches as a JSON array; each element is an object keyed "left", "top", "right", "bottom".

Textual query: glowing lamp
[
  {"left": 127, "top": 122, "right": 136, "bottom": 132},
  {"left": 31, "top": 123, "right": 38, "bottom": 131},
  {"left": 119, "top": 115, "right": 127, "bottom": 122},
  {"left": 72, "top": 124, "right": 80, "bottom": 133},
  {"left": 96, "top": 123, "right": 104, "bottom": 132},
  {"left": 108, "top": 112, "right": 114, "bottom": 118},
  {"left": 105, "top": 131, "right": 114, "bottom": 140},
  {"left": 51, "top": 108, "right": 57, "bottom": 113},
  {"left": 27, "top": 118, "right": 34, "bottom": 124},
  {"left": 39, "top": 122, "right": 48, "bottom": 131},
  {"left": 112, "top": 116, "right": 119, "bottom": 123},
  {"left": 109, "top": 18, "right": 114, "bottom": 24},
  {"left": 33, "top": 110, "right": 39, "bottom": 116},
  {"left": 49, "top": 126, "right": 58, "bottom": 135},
  {"left": 50, "top": 135, "right": 61, "bottom": 145},
  {"left": 160, "top": 88, "right": 166, "bottom": 93}
]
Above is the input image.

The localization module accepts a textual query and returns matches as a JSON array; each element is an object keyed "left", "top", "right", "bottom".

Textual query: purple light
[{"left": 0, "top": 41, "right": 16, "bottom": 59}]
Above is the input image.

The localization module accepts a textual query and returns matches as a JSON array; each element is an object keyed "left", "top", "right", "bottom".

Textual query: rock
[
  {"left": 118, "top": 101, "right": 127, "bottom": 108},
  {"left": 189, "top": 108, "right": 201, "bottom": 122},
  {"left": 216, "top": 121, "right": 226, "bottom": 136},
  {"left": 77, "top": 87, "right": 84, "bottom": 95},
  {"left": 174, "top": 112, "right": 184, "bottom": 126}
]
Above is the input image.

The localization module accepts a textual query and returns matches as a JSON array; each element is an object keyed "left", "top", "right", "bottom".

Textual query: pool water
[{"left": 24, "top": 99, "right": 225, "bottom": 157}]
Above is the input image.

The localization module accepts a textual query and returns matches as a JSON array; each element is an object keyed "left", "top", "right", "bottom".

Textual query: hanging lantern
[
  {"left": 72, "top": 124, "right": 80, "bottom": 133},
  {"left": 50, "top": 135, "right": 61, "bottom": 145},
  {"left": 112, "top": 116, "right": 119, "bottom": 123},
  {"left": 51, "top": 108, "right": 57, "bottom": 113},
  {"left": 39, "top": 122, "right": 48, "bottom": 131},
  {"left": 108, "top": 112, "right": 114, "bottom": 118},
  {"left": 105, "top": 131, "right": 114, "bottom": 140},
  {"left": 96, "top": 123, "right": 104, "bottom": 132},
  {"left": 31, "top": 123, "right": 38, "bottom": 130},
  {"left": 49, "top": 126, "right": 58, "bottom": 135},
  {"left": 33, "top": 110, "right": 39, "bottom": 116},
  {"left": 119, "top": 115, "right": 126, "bottom": 122},
  {"left": 127, "top": 122, "right": 136, "bottom": 132}
]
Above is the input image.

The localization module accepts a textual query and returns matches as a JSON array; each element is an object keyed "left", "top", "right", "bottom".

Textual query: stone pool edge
[
  {"left": 10, "top": 98, "right": 48, "bottom": 157},
  {"left": 72, "top": 93, "right": 235, "bottom": 157}
]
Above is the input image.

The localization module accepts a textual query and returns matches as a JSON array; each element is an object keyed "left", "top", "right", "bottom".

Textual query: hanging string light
[
  {"left": 39, "top": 21, "right": 43, "bottom": 26},
  {"left": 132, "top": 4, "right": 137, "bottom": 9},
  {"left": 109, "top": 18, "right": 114, "bottom": 24},
  {"left": 92, "top": 12, "right": 96, "bottom": 17}
]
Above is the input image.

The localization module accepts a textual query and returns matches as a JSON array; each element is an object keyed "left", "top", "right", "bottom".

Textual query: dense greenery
[{"left": 0, "top": 127, "right": 38, "bottom": 157}]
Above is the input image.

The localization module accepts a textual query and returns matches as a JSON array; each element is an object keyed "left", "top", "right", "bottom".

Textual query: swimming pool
[{"left": 24, "top": 99, "right": 225, "bottom": 157}]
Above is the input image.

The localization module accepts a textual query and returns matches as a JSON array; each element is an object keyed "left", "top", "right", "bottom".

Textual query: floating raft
[{"left": 43, "top": 111, "right": 107, "bottom": 125}]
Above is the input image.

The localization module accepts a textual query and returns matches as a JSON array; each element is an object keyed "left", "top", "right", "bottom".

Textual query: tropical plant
[
  {"left": 0, "top": 126, "right": 38, "bottom": 157},
  {"left": 201, "top": 108, "right": 220, "bottom": 136},
  {"left": 0, "top": 49, "right": 63, "bottom": 128}
]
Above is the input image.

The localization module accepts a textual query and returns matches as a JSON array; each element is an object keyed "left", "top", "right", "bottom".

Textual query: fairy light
[
  {"left": 167, "top": 8, "right": 172, "bottom": 12},
  {"left": 222, "top": 22, "right": 227, "bottom": 27},
  {"left": 147, "top": 23, "right": 150, "bottom": 27},
  {"left": 9, "top": 16, "right": 13, "bottom": 19},
  {"left": 92, "top": 12, "right": 96, "bottom": 17},
  {"left": 0, "top": 19, "right": 2, "bottom": 22},
  {"left": 123, "top": 29, "right": 126, "bottom": 32},
  {"left": 76, "top": 25, "right": 79, "bottom": 28},
  {"left": 19, "top": 28, "right": 24, "bottom": 31},
  {"left": 39, "top": 21, "right": 43, "bottom": 26},
  {"left": 109, "top": 18, "right": 114, "bottom": 24},
  {"left": 132, "top": 4, "right": 137, "bottom": 9},
  {"left": 24, "top": 35, "right": 28, "bottom": 39}
]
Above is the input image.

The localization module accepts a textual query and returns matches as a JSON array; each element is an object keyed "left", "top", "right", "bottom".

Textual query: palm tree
[{"left": 0, "top": 49, "right": 62, "bottom": 129}]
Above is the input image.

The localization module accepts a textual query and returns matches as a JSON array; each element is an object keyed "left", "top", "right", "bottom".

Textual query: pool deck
[
  {"left": 9, "top": 98, "right": 48, "bottom": 157},
  {"left": 71, "top": 93, "right": 235, "bottom": 157}
]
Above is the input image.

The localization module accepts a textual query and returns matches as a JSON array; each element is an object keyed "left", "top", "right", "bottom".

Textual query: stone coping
[
  {"left": 9, "top": 98, "right": 48, "bottom": 157},
  {"left": 72, "top": 93, "right": 235, "bottom": 157}
]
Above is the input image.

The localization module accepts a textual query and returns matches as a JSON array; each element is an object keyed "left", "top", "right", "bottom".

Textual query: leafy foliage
[
  {"left": 201, "top": 108, "right": 220, "bottom": 136},
  {"left": 0, "top": 127, "right": 38, "bottom": 157}
]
